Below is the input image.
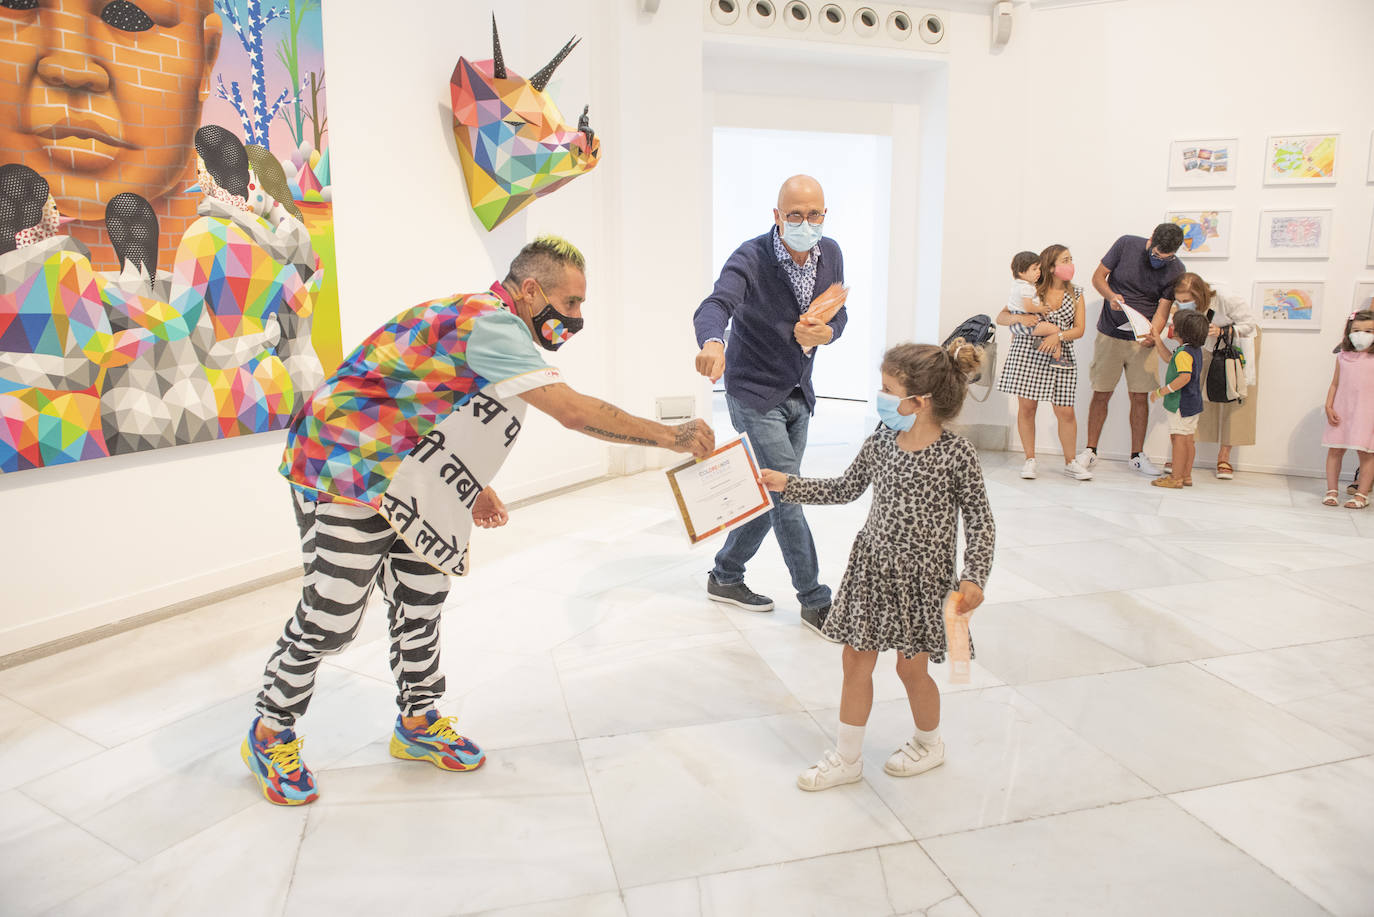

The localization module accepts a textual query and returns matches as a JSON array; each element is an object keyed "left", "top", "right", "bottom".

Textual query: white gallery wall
[
  {"left": 945, "top": 0, "right": 1374, "bottom": 473},
  {"left": 2, "top": 0, "right": 1371, "bottom": 654}
]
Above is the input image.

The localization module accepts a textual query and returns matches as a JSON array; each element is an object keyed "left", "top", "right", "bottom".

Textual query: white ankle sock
[
  {"left": 915, "top": 726, "right": 941, "bottom": 747},
  {"left": 837, "top": 722, "right": 865, "bottom": 764}
]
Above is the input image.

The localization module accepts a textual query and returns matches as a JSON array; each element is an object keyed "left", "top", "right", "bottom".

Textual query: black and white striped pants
[{"left": 255, "top": 488, "right": 451, "bottom": 731}]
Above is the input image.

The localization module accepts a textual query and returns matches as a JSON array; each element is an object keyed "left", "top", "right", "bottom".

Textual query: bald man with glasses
[{"left": 693, "top": 174, "right": 848, "bottom": 639}]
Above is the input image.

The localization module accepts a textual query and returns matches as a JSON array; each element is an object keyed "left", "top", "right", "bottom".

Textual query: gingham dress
[{"left": 996, "top": 285, "right": 1081, "bottom": 406}]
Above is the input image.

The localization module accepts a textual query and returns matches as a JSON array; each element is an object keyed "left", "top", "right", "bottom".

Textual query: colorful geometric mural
[
  {"left": 0, "top": 0, "right": 340, "bottom": 474},
  {"left": 451, "top": 16, "right": 601, "bottom": 231}
]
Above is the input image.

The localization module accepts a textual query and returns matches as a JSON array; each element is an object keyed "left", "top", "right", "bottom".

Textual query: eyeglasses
[
  {"left": 780, "top": 209, "right": 826, "bottom": 226},
  {"left": 1150, "top": 247, "right": 1176, "bottom": 262}
]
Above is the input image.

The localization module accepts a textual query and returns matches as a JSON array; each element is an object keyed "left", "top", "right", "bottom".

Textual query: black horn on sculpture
[
  {"left": 529, "top": 35, "right": 581, "bottom": 92},
  {"left": 491, "top": 14, "right": 506, "bottom": 79}
]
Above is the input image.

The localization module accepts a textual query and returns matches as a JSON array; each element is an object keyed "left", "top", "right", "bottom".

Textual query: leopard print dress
[{"left": 780, "top": 428, "right": 995, "bottom": 661}]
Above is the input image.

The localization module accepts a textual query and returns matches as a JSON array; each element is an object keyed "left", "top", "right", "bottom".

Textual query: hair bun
[{"left": 946, "top": 337, "right": 984, "bottom": 376}]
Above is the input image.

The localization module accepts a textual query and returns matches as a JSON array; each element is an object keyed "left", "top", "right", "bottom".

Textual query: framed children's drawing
[
  {"left": 1256, "top": 209, "right": 1332, "bottom": 260},
  {"left": 1166, "top": 209, "right": 1232, "bottom": 259},
  {"left": 1254, "top": 281, "right": 1324, "bottom": 331},
  {"left": 1166, "top": 138, "right": 1236, "bottom": 188},
  {"left": 1263, "top": 133, "right": 1338, "bottom": 185}
]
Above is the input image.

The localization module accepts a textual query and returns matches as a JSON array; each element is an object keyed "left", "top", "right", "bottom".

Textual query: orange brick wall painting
[{"left": 0, "top": 0, "right": 341, "bottom": 473}]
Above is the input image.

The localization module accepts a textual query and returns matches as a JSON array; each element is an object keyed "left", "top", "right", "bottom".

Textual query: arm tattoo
[
  {"left": 673, "top": 423, "right": 696, "bottom": 449},
  {"left": 584, "top": 425, "right": 658, "bottom": 446}
]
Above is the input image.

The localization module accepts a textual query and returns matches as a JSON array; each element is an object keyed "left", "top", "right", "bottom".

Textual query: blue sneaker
[
  {"left": 389, "top": 710, "right": 485, "bottom": 771},
  {"left": 240, "top": 717, "right": 319, "bottom": 805}
]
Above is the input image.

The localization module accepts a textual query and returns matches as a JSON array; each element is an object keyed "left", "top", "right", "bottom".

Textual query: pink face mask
[{"left": 1054, "top": 262, "right": 1075, "bottom": 282}]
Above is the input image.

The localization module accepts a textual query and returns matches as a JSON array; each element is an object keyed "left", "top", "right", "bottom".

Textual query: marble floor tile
[
  {"left": 22, "top": 669, "right": 392, "bottom": 862},
  {"left": 1171, "top": 756, "right": 1374, "bottom": 917},
  {"left": 1017, "top": 591, "right": 1251, "bottom": 666},
  {"left": 287, "top": 795, "right": 617, "bottom": 915},
  {"left": 1281, "top": 685, "right": 1374, "bottom": 753},
  {"left": 1280, "top": 563, "right": 1374, "bottom": 613},
  {"left": 1193, "top": 636, "right": 1374, "bottom": 705},
  {"left": 0, "top": 790, "right": 134, "bottom": 916},
  {"left": 969, "top": 603, "right": 1142, "bottom": 684},
  {"left": 581, "top": 714, "right": 910, "bottom": 887},
  {"left": 995, "top": 535, "right": 1247, "bottom": 598},
  {"left": 1156, "top": 496, "right": 1359, "bottom": 536},
  {"left": 555, "top": 586, "right": 737, "bottom": 651},
  {"left": 925, "top": 897, "right": 979, "bottom": 917},
  {"left": 466, "top": 892, "right": 629, "bottom": 917},
  {"left": 989, "top": 505, "right": 1137, "bottom": 546},
  {"left": 635, "top": 844, "right": 953, "bottom": 917},
  {"left": 1018, "top": 663, "right": 1359, "bottom": 793},
  {"left": 1131, "top": 575, "right": 1374, "bottom": 650},
  {"left": 0, "top": 592, "right": 311, "bottom": 747},
  {"left": 837, "top": 688, "right": 1153, "bottom": 839},
  {"left": 557, "top": 632, "right": 801, "bottom": 738},
  {"left": 46, "top": 801, "right": 305, "bottom": 917},
  {"left": 318, "top": 740, "right": 589, "bottom": 805},
  {"left": 1152, "top": 526, "right": 1370, "bottom": 575},
  {"left": 0, "top": 696, "right": 102, "bottom": 792},
  {"left": 740, "top": 625, "right": 1002, "bottom": 713},
  {"left": 921, "top": 797, "right": 1328, "bottom": 917}
]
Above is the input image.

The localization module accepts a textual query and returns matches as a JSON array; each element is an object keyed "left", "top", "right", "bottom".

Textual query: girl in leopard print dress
[{"left": 759, "top": 340, "right": 996, "bottom": 792}]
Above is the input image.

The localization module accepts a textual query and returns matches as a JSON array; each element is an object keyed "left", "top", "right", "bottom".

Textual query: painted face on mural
[
  {"left": 0, "top": 0, "right": 223, "bottom": 221},
  {"left": 450, "top": 17, "right": 601, "bottom": 231}
]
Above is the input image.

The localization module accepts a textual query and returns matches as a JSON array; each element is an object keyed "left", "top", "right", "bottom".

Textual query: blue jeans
[{"left": 712, "top": 391, "right": 831, "bottom": 609}]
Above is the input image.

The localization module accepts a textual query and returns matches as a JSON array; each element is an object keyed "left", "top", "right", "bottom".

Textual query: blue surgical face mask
[
  {"left": 1174, "top": 300, "right": 1194, "bottom": 310},
  {"left": 781, "top": 219, "right": 823, "bottom": 253},
  {"left": 1149, "top": 252, "right": 1169, "bottom": 269},
  {"left": 876, "top": 391, "right": 916, "bottom": 431}
]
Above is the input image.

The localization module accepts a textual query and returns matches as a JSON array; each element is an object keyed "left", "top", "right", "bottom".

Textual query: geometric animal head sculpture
[{"left": 450, "top": 16, "right": 601, "bottom": 230}]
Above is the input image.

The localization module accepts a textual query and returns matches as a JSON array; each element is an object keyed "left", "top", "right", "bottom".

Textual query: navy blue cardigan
[{"left": 693, "top": 230, "right": 848, "bottom": 413}]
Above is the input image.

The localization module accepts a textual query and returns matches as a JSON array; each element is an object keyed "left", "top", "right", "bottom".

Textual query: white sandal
[
  {"left": 1345, "top": 492, "right": 1369, "bottom": 510},
  {"left": 1323, "top": 490, "right": 1341, "bottom": 506}
]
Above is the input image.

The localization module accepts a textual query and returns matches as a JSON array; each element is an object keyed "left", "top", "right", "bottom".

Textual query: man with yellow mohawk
[{"left": 243, "top": 235, "right": 714, "bottom": 805}]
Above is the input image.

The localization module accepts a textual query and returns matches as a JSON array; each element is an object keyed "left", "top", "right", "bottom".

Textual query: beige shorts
[
  {"left": 1168, "top": 411, "right": 1200, "bottom": 436},
  {"left": 1089, "top": 333, "right": 1159, "bottom": 393}
]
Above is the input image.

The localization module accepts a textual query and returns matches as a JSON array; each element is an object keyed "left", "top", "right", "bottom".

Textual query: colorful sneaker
[
  {"left": 240, "top": 717, "right": 319, "bottom": 806},
  {"left": 390, "top": 710, "right": 486, "bottom": 771}
]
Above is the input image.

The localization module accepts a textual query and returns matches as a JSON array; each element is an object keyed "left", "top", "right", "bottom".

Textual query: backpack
[
  {"left": 1206, "top": 325, "right": 1246, "bottom": 404},
  {"left": 943, "top": 314, "right": 997, "bottom": 399}
]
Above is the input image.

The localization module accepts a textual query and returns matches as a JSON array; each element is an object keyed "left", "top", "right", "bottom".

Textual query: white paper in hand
[{"left": 1118, "top": 302, "right": 1154, "bottom": 341}]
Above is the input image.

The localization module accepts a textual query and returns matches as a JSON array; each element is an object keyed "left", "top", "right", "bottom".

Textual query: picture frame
[
  {"left": 1256, "top": 209, "right": 1332, "bottom": 260},
  {"left": 1368, "top": 209, "right": 1374, "bottom": 267},
  {"left": 1165, "top": 209, "right": 1232, "bottom": 259},
  {"left": 1263, "top": 133, "right": 1339, "bottom": 185},
  {"left": 1354, "top": 281, "right": 1374, "bottom": 316},
  {"left": 1254, "top": 281, "right": 1324, "bottom": 331},
  {"left": 1166, "top": 138, "right": 1236, "bottom": 188}
]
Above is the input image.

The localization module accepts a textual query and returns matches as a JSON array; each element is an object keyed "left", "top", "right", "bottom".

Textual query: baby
[{"left": 1008, "top": 250, "right": 1068, "bottom": 369}]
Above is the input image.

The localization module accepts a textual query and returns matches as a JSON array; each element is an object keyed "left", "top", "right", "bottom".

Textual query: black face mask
[{"left": 529, "top": 284, "right": 584, "bottom": 352}]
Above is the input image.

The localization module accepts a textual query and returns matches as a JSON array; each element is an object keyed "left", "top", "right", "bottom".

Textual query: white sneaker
[
  {"left": 1020, "top": 458, "right": 1038, "bottom": 479},
  {"left": 884, "top": 738, "right": 946, "bottom": 777},
  {"left": 1129, "top": 454, "right": 1161, "bottom": 476},
  {"left": 1062, "top": 460, "right": 1094, "bottom": 481},
  {"left": 797, "top": 748, "right": 863, "bottom": 792},
  {"left": 1075, "top": 449, "right": 1098, "bottom": 469}
]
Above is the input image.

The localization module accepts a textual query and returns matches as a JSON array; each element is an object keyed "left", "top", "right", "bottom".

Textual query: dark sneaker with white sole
[
  {"left": 706, "top": 574, "right": 774, "bottom": 611},
  {"left": 801, "top": 604, "right": 839, "bottom": 642}
]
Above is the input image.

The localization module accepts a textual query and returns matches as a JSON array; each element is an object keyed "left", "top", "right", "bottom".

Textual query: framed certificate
[{"left": 665, "top": 435, "right": 773, "bottom": 544}]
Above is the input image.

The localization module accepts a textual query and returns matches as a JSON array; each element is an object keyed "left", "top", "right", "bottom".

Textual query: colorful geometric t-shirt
[{"left": 279, "top": 282, "right": 558, "bottom": 507}]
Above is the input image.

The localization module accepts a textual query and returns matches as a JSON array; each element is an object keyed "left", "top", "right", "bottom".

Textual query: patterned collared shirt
[{"left": 772, "top": 226, "right": 821, "bottom": 312}]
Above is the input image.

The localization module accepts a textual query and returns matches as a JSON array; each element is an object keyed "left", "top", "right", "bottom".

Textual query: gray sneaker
[
  {"left": 801, "top": 604, "right": 840, "bottom": 642},
  {"left": 706, "top": 574, "right": 774, "bottom": 611}
]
